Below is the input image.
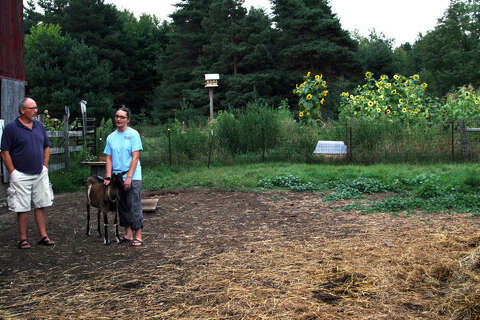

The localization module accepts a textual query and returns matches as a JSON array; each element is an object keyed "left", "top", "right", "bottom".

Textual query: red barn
[
  {"left": 0, "top": 0, "right": 25, "bottom": 81},
  {"left": 1, "top": 0, "right": 26, "bottom": 186}
]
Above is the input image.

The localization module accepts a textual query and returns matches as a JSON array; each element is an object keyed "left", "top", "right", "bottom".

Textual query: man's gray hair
[{"left": 18, "top": 98, "right": 29, "bottom": 113}]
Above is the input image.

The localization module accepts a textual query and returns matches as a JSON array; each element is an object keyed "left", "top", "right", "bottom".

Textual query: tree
[
  {"left": 413, "top": 0, "right": 480, "bottom": 96},
  {"left": 271, "top": 0, "right": 361, "bottom": 118},
  {"left": 153, "top": 0, "right": 211, "bottom": 118},
  {"left": 354, "top": 30, "right": 395, "bottom": 77},
  {"left": 122, "top": 13, "right": 169, "bottom": 115},
  {"left": 25, "top": 24, "right": 113, "bottom": 118}
]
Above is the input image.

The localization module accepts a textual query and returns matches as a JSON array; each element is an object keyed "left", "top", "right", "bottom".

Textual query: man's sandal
[
  {"left": 38, "top": 236, "right": 55, "bottom": 246},
  {"left": 18, "top": 239, "right": 31, "bottom": 249}
]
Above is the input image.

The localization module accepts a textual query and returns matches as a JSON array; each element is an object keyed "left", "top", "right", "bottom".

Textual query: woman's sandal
[
  {"left": 119, "top": 236, "right": 132, "bottom": 244},
  {"left": 131, "top": 239, "right": 143, "bottom": 247},
  {"left": 38, "top": 236, "right": 55, "bottom": 247},
  {"left": 18, "top": 239, "right": 31, "bottom": 249}
]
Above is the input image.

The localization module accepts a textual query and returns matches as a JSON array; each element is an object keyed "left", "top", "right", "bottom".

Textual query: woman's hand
[{"left": 124, "top": 177, "right": 132, "bottom": 190}]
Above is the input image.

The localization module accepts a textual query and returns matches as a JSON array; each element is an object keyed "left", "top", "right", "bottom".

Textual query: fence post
[
  {"left": 348, "top": 125, "right": 353, "bottom": 161},
  {"left": 261, "top": 127, "right": 265, "bottom": 162},
  {"left": 80, "top": 100, "right": 88, "bottom": 154},
  {"left": 168, "top": 128, "right": 172, "bottom": 167},
  {"left": 459, "top": 119, "right": 470, "bottom": 161},
  {"left": 208, "top": 129, "right": 214, "bottom": 168},
  {"left": 451, "top": 119, "right": 455, "bottom": 161},
  {"left": 64, "top": 106, "right": 70, "bottom": 170}
]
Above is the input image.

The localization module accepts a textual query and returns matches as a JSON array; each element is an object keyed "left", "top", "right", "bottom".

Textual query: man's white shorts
[{"left": 7, "top": 166, "right": 54, "bottom": 212}]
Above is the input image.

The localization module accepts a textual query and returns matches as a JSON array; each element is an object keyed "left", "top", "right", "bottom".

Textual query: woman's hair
[{"left": 117, "top": 106, "right": 131, "bottom": 119}]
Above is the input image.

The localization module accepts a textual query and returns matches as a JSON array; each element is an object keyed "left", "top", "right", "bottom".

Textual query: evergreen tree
[
  {"left": 413, "top": 0, "right": 480, "bottom": 96},
  {"left": 354, "top": 30, "right": 395, "bottom": 77},
  {"left": 153, "top": 0, "right": 211, "bottom": 118},
  {"left": 25, "top": 24, "right": 113, "bottom": 118},
  {"left": 122, "top": 13, "right": 169, "bottom": 117},
  {"left": 271, "top": 0, "right": 361, "bottom": 118}
]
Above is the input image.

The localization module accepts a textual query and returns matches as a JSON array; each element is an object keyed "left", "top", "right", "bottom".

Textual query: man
[{"left": 1, "top": 97, "right": 55, "bottom": 249}]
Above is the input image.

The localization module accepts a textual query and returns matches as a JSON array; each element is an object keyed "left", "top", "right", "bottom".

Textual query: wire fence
[{"left": 139, "top": 119, "right": 480, "bottom": 167}]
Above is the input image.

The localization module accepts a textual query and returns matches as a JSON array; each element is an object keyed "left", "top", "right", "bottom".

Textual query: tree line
[{"left": 23, "top": 0, "right": 480, "bottom": 122}]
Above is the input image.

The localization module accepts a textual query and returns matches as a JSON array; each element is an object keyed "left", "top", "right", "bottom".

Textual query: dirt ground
[{"left": 1, "top": 188, "right": 480, "bottom": 319}]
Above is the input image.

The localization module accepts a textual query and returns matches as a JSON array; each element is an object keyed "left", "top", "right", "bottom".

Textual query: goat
[{"left": 85, "top": 173, "right": 124, "bottom": 245}]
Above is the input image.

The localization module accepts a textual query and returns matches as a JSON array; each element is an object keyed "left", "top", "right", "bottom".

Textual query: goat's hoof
[{"left": 104, "top": 240, "right": 111, "bottom": 245}]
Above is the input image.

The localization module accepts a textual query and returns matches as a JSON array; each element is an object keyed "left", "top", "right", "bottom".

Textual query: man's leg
[
  {"left": 34, "top": 207, "right": 54, "bottom": 245},
  {"left": 17, "top": 211, "right": 29, "bottom": 241},
  {"left": 33, "top": 207, "right": 48, "bottom": 238}
]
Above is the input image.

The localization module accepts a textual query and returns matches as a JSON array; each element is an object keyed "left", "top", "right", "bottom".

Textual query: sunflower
[
  {"left": 306, "top": 94, "right": 313, "bottom": 100},
  {"left": 299, "top": 112, "right": 304, "bottom": 117}
]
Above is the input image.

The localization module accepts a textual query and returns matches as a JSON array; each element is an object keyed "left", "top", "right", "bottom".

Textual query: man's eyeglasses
[
  {"left": 115, "top": 115, "right": 128, "bottom": 119},
  {"left": 24, "top": 106, "right": 38, "bottom": 110}
]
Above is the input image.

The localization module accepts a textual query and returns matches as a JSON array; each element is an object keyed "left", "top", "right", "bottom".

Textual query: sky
[{"left": 104, "top": 0, "right": 452, "bottom": 47}]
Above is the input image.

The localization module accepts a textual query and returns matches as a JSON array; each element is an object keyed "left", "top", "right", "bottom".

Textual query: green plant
[
  {"left": 292, "top": 72, "right": 328, "bottom": 122},
  {"left": 96, "top": 118, "right": 113, "bottom": 157},
  {"left": 339, "top": 72, "right": 439, "bottom": 123},
  {"left": 444, "top": 85, "right": 480, "bottom": 120},
  {"left": 258, "top": 174, "right": 317, "bottom": 192}
]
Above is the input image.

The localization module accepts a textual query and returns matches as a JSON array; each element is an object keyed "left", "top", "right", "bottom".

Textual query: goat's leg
[
  {"left": 114, "top": 209, "right": 120, "bottom": 243},
  {"left": 97, "top": 209, "right": 102, "bottom": 237},
  {"left": 86, "top": 204, "right": 91, "bottom": 236},
  {"left": 103, "top": 211, "right": 110, "bottom": 245}
]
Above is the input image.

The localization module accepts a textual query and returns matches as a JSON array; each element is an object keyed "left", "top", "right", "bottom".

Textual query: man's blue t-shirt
[
  {"left": 104, "top": 127, "right": 142, "bottom": 180},
  {"left": 1, "top": 118, "right": 51, "bottom": 174}
]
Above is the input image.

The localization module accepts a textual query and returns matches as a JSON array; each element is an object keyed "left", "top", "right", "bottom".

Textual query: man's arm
[
  {"left": 43, "top": 146, "right": 50, "bottom": 167},
  {"left": 1, "top": 150, "right": 15, "bottom": 174}
]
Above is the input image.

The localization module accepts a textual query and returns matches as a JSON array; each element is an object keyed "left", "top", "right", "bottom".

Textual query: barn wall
[{"left": 0, "top": 0, "right": 25, "bottom": 81}]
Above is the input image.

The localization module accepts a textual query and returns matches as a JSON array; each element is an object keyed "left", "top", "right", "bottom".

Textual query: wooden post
[
  {"left": 208, "top": 130, "right": 214, "bottom": 168},
  {"left": 451, "top": 120, "right": 455, "bottom": 161},
  {"left": 459, "top": 119, "right": 469, "bottom": 161},
  {"left": 168, "top": 128, "right": 172, "bottom": 167},
  {"left": 261, "top": 127, "right": 265, "bottom": 162},
  {"left": 64, "top": 106, "right": 70, "bottom": 170},
  {"left": 80, "top": 100, "right": 87, "bottom": 149},
  {"left": 348, "top": 126, "right": 353, "bottom": 161},
  {"left": 209, "top": 88, "right": 214, "bottom": 121}
]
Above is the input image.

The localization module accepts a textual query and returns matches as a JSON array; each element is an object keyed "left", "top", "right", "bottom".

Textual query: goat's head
[{"left": 105, "top": 173, "right": 124, "bottom": 203}]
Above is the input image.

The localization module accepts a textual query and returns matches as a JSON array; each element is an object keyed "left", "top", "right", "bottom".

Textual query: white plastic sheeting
[{"left": 313, "top": 141, "right": 347, "bottom": 155}]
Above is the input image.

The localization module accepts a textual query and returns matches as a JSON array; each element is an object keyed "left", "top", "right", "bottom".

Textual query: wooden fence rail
[{"left": 47, "top": 130, "right": 83, "bottom": 171}]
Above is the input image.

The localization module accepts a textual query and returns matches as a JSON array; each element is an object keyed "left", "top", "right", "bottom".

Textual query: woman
[{"left": 104, "top": 106, "right": 144, "bottom": 246}]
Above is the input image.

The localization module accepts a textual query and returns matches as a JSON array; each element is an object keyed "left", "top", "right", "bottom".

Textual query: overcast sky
[{"left": 103, "top": 0, "right": 451, "bottom": 47}]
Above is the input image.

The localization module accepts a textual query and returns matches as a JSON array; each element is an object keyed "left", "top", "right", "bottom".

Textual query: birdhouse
[{"left": 205, "top": 74, "right": 220, "bottom": 88}]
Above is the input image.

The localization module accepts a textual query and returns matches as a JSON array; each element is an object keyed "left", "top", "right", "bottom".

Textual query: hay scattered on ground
[{"left": 1, "top": 189, "right": 480, "bottom": 319}]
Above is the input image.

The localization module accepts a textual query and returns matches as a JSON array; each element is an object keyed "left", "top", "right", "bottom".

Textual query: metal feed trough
[{"left": 313, "top": 141, "right": 347, "bottom": 159}]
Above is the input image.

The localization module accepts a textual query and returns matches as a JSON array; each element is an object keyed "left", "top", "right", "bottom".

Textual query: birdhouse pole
[{"left": 205, "top": 74, "right": 220, "bottom": 121}]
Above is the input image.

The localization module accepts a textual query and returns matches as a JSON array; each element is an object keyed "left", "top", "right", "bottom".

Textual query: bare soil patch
[{"left": 0, "top": 188, "right": 479, "bottom": 319}]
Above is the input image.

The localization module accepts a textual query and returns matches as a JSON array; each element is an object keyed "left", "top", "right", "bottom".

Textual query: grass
[{"left": 50, "top": 161, "right": 480, "bottom": 214}]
